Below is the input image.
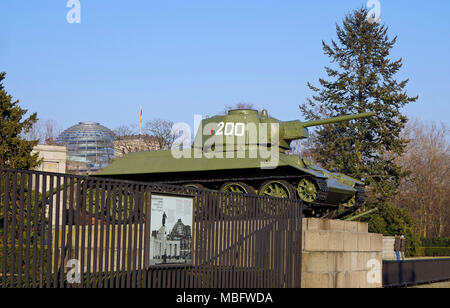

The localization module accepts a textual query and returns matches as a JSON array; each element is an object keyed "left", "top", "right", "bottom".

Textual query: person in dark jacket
[
  {"left": 394, "top": 234, "right": 401, "bottom": 261},
  {"left": 400, "top": 235, "right": 406, "bottom": 260}
]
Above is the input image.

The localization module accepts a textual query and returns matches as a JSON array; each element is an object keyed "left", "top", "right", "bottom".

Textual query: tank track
[
  {"left": 165, "top": 174, "right": 331, "bottom": 206},
  {"left": 163, "top": 173, "right": 328, "bottom": 188},
  {"left": 328, "top": 185, "right": 366, "bottom": 220},
  {"left": 315, "top": 178, "right": 329, "bottom": 202},
  {"left": 354, "top": 185, "right": 365, "bottom": 208},
  {"left": 153, "top": 172, "right": 369, "bottom": 216}
]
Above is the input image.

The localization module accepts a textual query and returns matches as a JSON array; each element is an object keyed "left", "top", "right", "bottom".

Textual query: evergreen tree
[
  {"left": 360, "top": 206, "right": 421, "bottom": 256},
  {"left": 1, "top": 73, "right": 44, "bottom": 265},
  {"left": 0, "top": 72, "right": 41, "bottom": 170},
  {"left": 300, "top": 8, "right": 418, "bottom": 210}
]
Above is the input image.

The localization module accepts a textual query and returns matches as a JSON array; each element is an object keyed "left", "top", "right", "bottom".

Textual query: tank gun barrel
[
  {"left": 280, "top": 111, "right": 376, "bottom": 144},
  {"left": 344, "top": 208, "right": 379, "bottom": 221},
  {"left": 301, "top": 112, "right": 376, "bottom": 128}
]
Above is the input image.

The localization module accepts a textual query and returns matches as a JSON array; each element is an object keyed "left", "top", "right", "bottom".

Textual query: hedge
[
  {"left": 421, "top": 237, "right": 450, "bottom": 247},
  {"left": 417, "top": 246, "right": 450, "bottom": 257},
  {"left": 0, "top": 244, "right": 51, "bottom": 287}
]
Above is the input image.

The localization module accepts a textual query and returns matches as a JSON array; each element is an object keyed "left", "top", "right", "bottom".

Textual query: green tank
[{"left": 98, "top": 109, "right": 375, "bottom": 217}]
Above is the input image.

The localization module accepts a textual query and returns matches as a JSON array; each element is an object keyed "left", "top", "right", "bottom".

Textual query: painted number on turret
[{"left": 216, "top": 122, "right": 245, "bottom": 136}]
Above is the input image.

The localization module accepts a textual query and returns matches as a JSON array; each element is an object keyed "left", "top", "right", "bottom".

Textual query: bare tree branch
[
  {"left": 393, "top": 118, "right": 450, "bottom": 237},
  {"left": 143, "top": 118, "right": 176, "bottom": 150},
  {"left": 22, "top": 119, "right": 62, "bottom": 144}
]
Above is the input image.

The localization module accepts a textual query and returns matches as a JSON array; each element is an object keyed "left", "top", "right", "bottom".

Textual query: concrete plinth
[
  {"left": 382, "top": 236, "right": 396, "bottom": 260},
  {"left": 302, "top": 218, "right": 383, "bottom": 288}
]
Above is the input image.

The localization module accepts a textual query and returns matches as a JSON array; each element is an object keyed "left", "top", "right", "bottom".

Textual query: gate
[{"left": 0, "top": 168, "right": 303, "bottom": 288}]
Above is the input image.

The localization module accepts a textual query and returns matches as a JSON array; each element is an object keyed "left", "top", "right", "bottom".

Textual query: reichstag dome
[{"left": 56, "top": 122, "right": 115, "bottom": 171}]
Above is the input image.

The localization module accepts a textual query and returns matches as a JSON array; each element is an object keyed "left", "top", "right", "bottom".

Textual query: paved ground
[
  {"left": 384, "top": 257, "right": 450, "bottom": 262},
  {"left": 409, "top": 280, "right": 450, "bottom": 288},
  {"left": 407, "top": 257, "right": 450, "bottom": 260}
]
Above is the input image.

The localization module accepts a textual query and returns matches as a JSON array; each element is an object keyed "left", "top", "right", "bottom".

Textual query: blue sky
[{"left": 1, "top": 0, "right": 449, "bottom": 133}]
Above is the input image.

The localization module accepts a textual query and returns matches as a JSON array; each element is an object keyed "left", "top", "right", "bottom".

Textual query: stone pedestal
[
  {"left": 382, "top": 236, "right": 396, "bottom": 260},
  {"left": 301, "top": 218, "right": 383, "bottom": 288}
]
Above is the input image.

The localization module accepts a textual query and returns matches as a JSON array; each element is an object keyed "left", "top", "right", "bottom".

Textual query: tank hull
[{"left": 98, "top": 149, "right": 364, "bottom": 215}]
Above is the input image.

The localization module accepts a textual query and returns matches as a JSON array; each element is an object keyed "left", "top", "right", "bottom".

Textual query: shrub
[
  {"left": 421, "top": 237, "right": 450, "bottom": 248},
  {"left": 418, "top": 247, "right": 450, "bottom": 257}
]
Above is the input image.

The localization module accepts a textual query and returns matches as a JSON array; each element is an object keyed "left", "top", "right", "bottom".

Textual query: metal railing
[
  {"left": 383, "top": 258, "right": 450, "bottom": 287},
  {"left": 0, "top": 168, "right": 303, "bottom": 288}
]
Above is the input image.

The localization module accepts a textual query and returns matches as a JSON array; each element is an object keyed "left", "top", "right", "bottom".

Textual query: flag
[{"left": 140, "top": 106, "right": 143, "bottom": 134}]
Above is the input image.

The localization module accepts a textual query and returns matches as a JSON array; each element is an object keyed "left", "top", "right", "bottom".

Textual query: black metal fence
[
  {"left": 0, "top": 168, "right": 303, "bottom": 288},
  {"left": 383, "top": 258, "right": 450, "bottom": 287}
]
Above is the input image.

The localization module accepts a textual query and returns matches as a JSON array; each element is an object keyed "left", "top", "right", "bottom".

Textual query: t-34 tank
[{"left": 98, "top": 109, "right": 375, "bottom": 217}]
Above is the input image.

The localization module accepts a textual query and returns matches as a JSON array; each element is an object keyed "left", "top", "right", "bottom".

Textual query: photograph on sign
[{"left": 149, "top": 194, "right": 193, "bottom": 266}]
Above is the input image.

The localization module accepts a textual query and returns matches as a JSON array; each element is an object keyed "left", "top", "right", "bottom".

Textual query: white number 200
[{"left": 216, "top": 122, "right": 245, "bottom": 136}]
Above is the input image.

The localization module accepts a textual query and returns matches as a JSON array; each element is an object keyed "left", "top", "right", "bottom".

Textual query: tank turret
[{"left": 194, "top": 109, "right": 376, "bottom": 152}]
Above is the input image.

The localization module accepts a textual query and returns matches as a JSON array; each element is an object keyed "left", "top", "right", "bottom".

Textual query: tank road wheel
[
  {"left": 184, "top": 183, "right": 206, "bottom": 190},
  {"left": 219, "top": 182, "right": 255, "bottom": 218},
  {"left": 341, "top": 195, "right": 356, "bottom": 208},
  {"left": 219, "top": 182, "right": 255, "bottom": 194},
  {"left": 257, "top": 180, "right": 295, "bottom": 216},
  {"left": 297, "top": 178, "right": 319, "bottom": 203},
  {"left": 258, "top": 180, "right": 296, "bottom": 199}
]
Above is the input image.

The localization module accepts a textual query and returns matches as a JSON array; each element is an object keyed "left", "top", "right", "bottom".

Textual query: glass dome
[{"left": 56, "top": 122, "right": 115, "bottom": 171}]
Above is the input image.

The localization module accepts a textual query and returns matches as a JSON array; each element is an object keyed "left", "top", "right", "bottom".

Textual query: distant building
[
  {"left": 31, "top": 144, "right": 67, "bottom": 191},
  {"left": 56, "top": 122, "right": 115, "bottom": 173},
  {"left": 32, "top": 144, "right": 67, "bottom": 174},
  {"left": 113, "top": 134, "right": 160, "bottom": 159}
]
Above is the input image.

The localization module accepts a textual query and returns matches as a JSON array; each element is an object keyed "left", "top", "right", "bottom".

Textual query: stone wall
[
  {"left": 113, "top": 135, "right": 160, "bottom": 159},
  {"left": 383, "top": 236, "right": 396, "bottom": 260},
  {"left": 302, "top": 218, "right": 383, "bottom": 288}
]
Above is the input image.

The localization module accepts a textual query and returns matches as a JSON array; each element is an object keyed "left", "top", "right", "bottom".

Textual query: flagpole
[{"left": 139, "top": 106, "right": 143, "bottom": 135}]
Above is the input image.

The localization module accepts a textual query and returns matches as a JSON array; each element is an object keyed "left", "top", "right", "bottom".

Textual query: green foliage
[
  {"left": 417, "top": 237, "right": 450, "bottom": 257},
  {"left": 417, "top": 247, "right": 450, "bottom": 257},
  {"left": 0, "top": 72, "right": 41, "bottom": 170},
  {"left": 299, "top": 8, "right": 420, "bottom": 254},
  {"left": 421, "top": 237, "right": 450, "bottom": 247},
  {"left": 299, "top": 8, "right": 418, "bottom": 209},
  {"left": 0, "top": 244, "right": 50, "bottom": 287},
  {"left": 83, "top": 185, "right": 138, "bottom": 221},
  {"left": 359, "top": 204, "right": 421, "bottom": 256},
  {"left": 0, "top": 174, "right": 48, "bottom": 245}
]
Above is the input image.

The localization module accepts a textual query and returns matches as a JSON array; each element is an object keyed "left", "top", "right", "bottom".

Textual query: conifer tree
[
  {"left": 0, "top": 72, "right": 41, "bottom": 169},
  {"left": 300, "top": 8, "right": 418, "bottom": 210}
]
